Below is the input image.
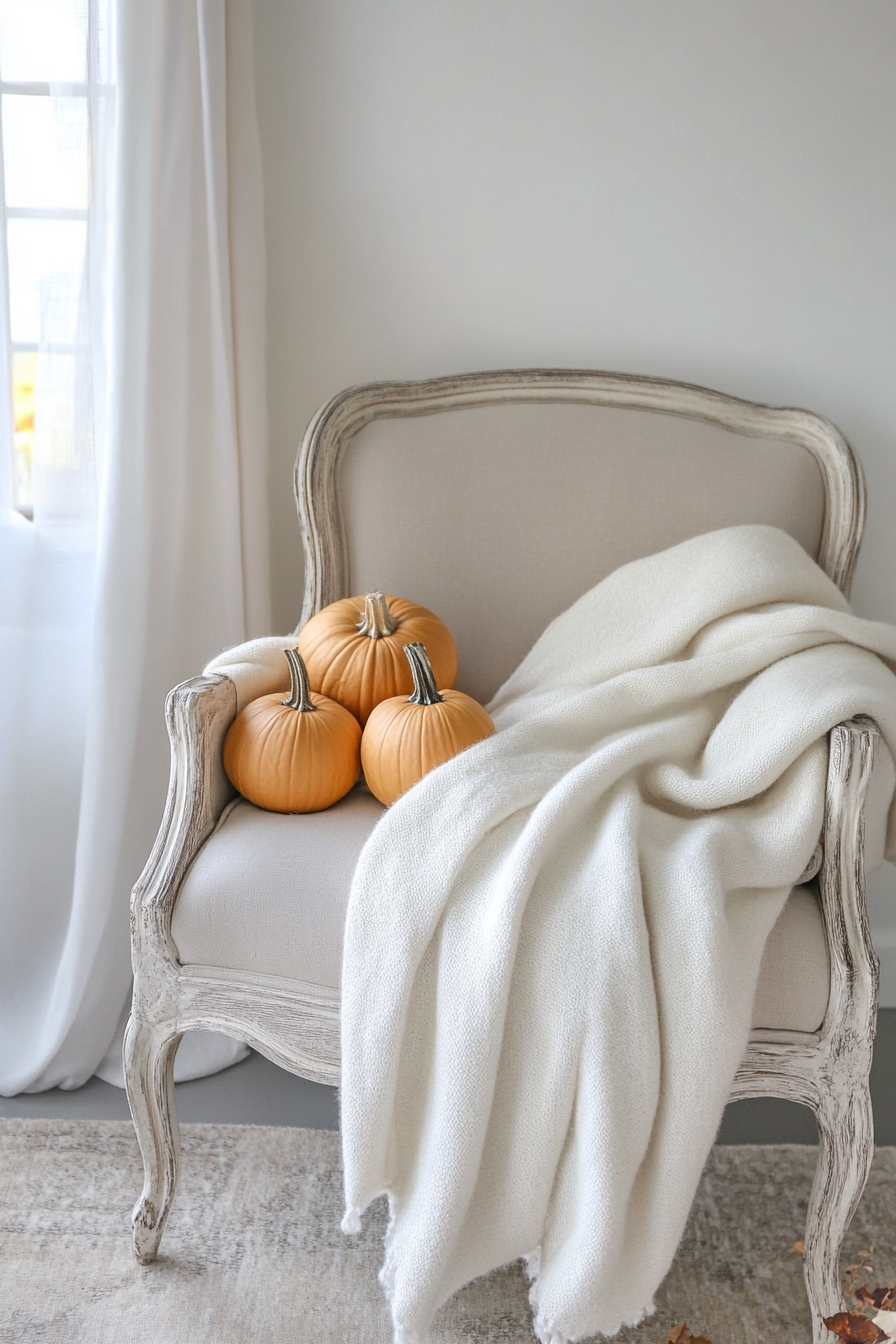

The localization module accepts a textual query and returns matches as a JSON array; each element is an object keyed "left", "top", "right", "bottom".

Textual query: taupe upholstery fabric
[
  {"left": 172, "top": 788, "right": 832, "bottom": 1032},
  {"left": 752, "top": 884, "right": 828, "bottom": 1032},
  {"left": 173, "top": 790, "right": 384, "bottom": 991},
  {"left": 340, "top": 403, "right": 826, "bottom": 704}
]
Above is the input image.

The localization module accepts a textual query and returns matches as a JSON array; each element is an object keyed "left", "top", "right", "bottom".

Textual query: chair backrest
[{"left": 295, "top": 371, "right": 863, "bottom": 706}]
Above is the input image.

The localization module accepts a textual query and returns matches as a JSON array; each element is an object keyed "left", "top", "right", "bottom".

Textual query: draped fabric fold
[
  {"left": 0, "top": 0, "right": 271, "bottom": 1094},
  {"left": 340, "top": 526, "right": 896, "bottom": 1343}
]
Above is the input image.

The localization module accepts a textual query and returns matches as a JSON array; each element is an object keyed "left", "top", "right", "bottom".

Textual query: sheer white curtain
[{"left": 0, "top": 0, "right": 271, "bottom": 1094}]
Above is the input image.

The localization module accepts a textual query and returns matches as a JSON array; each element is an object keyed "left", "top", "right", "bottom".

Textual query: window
[{"left": 0, "top": 0, "right": 112, "bottom": 518}]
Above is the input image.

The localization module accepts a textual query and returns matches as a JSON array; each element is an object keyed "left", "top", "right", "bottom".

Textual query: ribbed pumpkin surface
[
  {"left": 361, "top": 690, "right": 494, "bottom": 806},
  {"left": 224, "top": 691, "right": 361, "bottom": 813},
  {"left": 298, "top": 593, "right": 457, "bottom": 726}
]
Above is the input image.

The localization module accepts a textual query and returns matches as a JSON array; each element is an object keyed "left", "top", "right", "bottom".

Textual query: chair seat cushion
[{"left": 171, "top": 786, "right": 830, "bottom": 1033}]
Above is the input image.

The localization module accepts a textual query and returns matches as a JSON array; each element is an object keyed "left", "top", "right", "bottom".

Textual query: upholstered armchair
[{"left": 126, "top": 370, "right": 888, "bottom": 1344}]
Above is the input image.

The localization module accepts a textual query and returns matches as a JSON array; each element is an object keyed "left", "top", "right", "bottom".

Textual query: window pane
[
  {"left": 0, "top": 0, "right": 87, "bottom": 83},
  {"left": 96, "top": 0, "right": 115, "bottom": 86},
  {"left": 35, "top": 349, "right": 78, "bottom": 468},
  {"left": 12, "top": 349, "right": 35, "bottom": 511},
  {"left": 32, "top": 347, "right": 96, "bottom": 524},
  {"left": 2, "top": 95, "right": 89, "bottom": 209},
  {"left": 7, "top": 217, "right": 86, "bottom": 344}
]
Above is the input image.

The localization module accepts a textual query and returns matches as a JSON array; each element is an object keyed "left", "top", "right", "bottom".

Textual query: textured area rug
[{"left": 1, "top": 1121, "right": 895, "bottom": 1344}]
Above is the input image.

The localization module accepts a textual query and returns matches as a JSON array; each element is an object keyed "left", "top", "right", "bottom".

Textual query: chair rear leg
[
  {"left": 123, "top": 1010, "right": 184, "bottom": 1264},
  {"left": 803, "top": 1078, "right": 875, "bottom": 1344}
]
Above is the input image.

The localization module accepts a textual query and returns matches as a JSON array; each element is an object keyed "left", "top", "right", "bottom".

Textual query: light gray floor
[{"left": 3, "top": 1010, "right": 895, "bottom": 1144}]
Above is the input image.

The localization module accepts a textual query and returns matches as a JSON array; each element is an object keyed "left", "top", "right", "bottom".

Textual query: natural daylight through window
[{"left": 0, "top": 0, "right": 111, "bottom": 517}]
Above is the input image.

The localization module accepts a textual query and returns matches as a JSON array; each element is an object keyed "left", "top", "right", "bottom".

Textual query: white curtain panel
[
  {"left": 0, "top": 0, "right": 111, "bottom": 1091},
  {"left": 0, "top": 0, "right": 271, "bottom": 1094}
]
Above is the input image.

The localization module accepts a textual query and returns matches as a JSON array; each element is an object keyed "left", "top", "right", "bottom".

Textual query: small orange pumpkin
[
  {"left": 298, "top": 591, "right": 457, "bottom": 727},
  {"left": 361, "top": 642, "right": 494, "bottom": 806},
  {"left": 223, "top": 648, "right": 361, "bottom": 813}
]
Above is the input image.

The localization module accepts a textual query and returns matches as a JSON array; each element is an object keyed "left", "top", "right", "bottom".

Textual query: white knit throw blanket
[{"left": 336, "top": 526, "right": 896, "bottom": 1344}]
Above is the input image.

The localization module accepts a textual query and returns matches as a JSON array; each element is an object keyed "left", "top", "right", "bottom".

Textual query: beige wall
[{"left": 251, "top": 0, "right": 896, "bottom": 990}]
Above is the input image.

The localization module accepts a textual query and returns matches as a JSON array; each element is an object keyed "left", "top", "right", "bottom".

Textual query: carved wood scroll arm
[
  {"left": 130, "top": 674, "right": 238, "bottom": 982},
  {"left": 818, "top": 715, "right": 881, "bottom": 1053},
  {"left": 733, "top": 715, "right": 881, "bottom": 1104}
]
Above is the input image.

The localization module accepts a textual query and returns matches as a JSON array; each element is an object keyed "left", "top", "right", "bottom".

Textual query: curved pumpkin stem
[
  {"left": 282, "top": 648, "right": 316, "bottom": 711},
  {"left": 405, "top": 642, "right": 444, "bottom": 706},
  {"left": 357, "top": 591, "right": 398, "bottom": 639}
]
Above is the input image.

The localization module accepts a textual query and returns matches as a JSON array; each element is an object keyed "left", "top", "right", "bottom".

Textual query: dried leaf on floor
[
  {"left": 858, "top": 1288, "right": 896, "bottom": 1313},
  {"left": 666, "top": 1325, "right": 711, "bottom": 1344},
  {"left": 845, "top": 1245, "right": 877, "bottom": 1298},
  {"left": 842, "top": 1271, "right": 896, "bottom": 1342},
  {"left": 823, "top": 1311, "right": 887, "bottom": 1343}
]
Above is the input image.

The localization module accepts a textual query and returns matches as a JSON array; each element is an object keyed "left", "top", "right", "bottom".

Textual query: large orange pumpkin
[
  {"left": 297, "top": 591, "right": 457, "bottom": 727},
  {"left": 361, "top": 642, "right": 494, "bottom": 806},
  {"left": 223, "top": 648, "right": 361, "bottom": 813}
]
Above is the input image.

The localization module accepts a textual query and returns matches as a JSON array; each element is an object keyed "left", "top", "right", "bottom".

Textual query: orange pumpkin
[
  {"left": 223, "top": 648, "right": 361, "bottom": 813},
  {"left": 298, "top": 591, "right": 457, "bottom": 727},
  {"left": 361, "top": 642, "right": 494, "bottom": 806}
]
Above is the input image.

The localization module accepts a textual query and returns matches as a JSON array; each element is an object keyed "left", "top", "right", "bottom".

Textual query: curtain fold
[{"left": 0, "top": 0, "right": 271, "bottom": 1094}]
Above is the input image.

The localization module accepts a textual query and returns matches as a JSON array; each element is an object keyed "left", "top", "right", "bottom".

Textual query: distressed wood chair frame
[{"left": 126, "top": 369, "right": 876, "bottom": 1344}]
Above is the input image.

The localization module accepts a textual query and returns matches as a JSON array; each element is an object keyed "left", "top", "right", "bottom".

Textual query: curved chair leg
[
  {"left": 803, "top": 1078, "right": 875, "bottom": 1344},
  {"left": 123, "top": 1011, "right": 184, "bottom": 1264}
]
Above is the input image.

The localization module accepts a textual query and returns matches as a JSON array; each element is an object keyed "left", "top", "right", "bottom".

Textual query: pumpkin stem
[
  {"left": 282, "top": 648, "right": 316, "bottom": 711},
  {"left": 405, "top": 642, "right": 444, "bottom": 706},
  {"left": 357, "top": 591, "right": 398, "bottom": 639}
]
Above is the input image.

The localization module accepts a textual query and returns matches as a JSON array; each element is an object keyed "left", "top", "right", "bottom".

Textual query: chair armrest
[
  {"left": 818, "top": 715, "right": 881, "bottom": 1047},
  {"left": 130, "top": 673, "right": 238, "bottom": 981}
]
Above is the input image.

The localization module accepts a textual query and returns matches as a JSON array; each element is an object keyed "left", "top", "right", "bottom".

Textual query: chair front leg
[
  {"left": 125, "top": 672, "right": 238, "bottom": 1263},
  {"left": 124, "top": 1009, "right": 184, "bottom": 1264},
  {"left": 803, "top": 717, "right": 880, "bottom": 1342},
  {"left": 804, "top": 1073, "right": 876, "bottom": 1343}
]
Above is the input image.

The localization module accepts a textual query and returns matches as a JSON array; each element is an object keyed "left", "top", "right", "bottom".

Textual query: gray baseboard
[
  {"left": 3, "top": 1010, "right": 895, "bottom": 1145},
  {"left": 878, "top": 940, "right": 896, "bottom": 1009}
]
